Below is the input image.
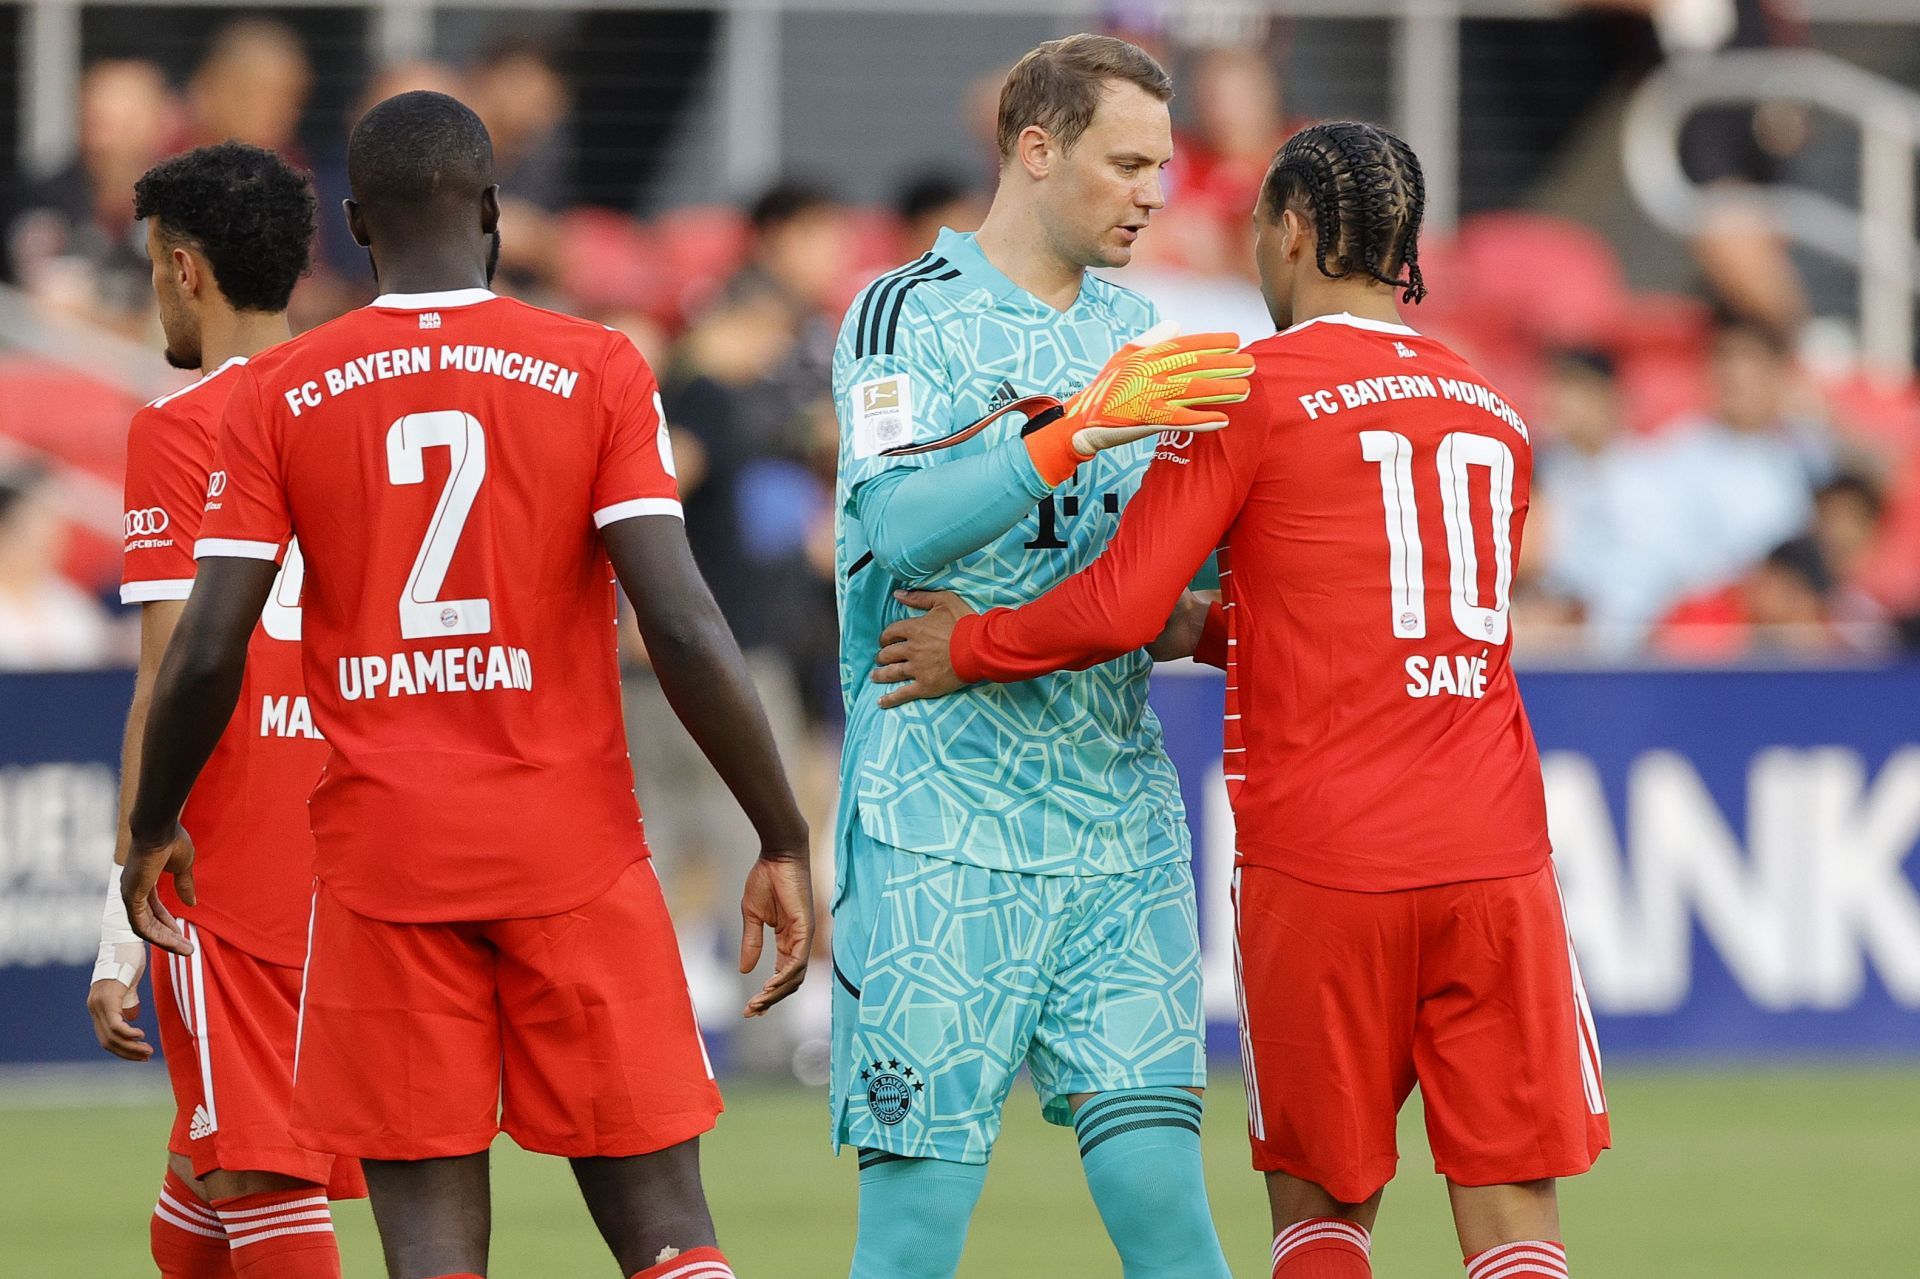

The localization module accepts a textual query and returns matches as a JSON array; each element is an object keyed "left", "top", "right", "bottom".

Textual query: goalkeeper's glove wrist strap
[{"left": 1023, "top": 415, "right": 1096, "bottom": 487}]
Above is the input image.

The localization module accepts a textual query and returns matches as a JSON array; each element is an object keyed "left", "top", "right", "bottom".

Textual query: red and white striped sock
[
  {"left": 629, "top": 1245, "right": 737, "bottom": 1279},
  {"left": 212, "top": 1186, "right": 339, "bottom": 1278},
  {"left": 151, "top": 1169, "right": 236, "bottom": 1279},
  {"left": 1465, "top": 1239, "right": 1570, "bottom": 1279},
  {"left": 1272, "top": 1217, "right": 1372, "bottom": 1277}
]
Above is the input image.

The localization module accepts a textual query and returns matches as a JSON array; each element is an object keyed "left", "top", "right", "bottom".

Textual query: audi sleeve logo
[
  {"left": 123, "top": 507, "right": 170, "bottom": 538},
  {"left": 205, "top": 471, "right": 229, "bottom": 499}
]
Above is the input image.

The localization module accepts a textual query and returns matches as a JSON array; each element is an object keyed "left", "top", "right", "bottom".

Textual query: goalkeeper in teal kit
[{"left": 829, "top": 35, "right": 1254, "bottom": 1279}]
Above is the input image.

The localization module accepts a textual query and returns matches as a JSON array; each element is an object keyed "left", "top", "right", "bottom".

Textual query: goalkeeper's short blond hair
[{"left": 995, "top": 34, "right": 1172, "bottom": 161}]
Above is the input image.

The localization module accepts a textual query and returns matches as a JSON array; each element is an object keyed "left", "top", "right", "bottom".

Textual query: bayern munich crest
[{"left": 861, "top": 1059, "right": 921, "bottom": 1125}]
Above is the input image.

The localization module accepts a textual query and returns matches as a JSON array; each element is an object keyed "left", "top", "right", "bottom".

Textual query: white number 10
[
  {"left": 1359, "top": 429, "right": 1515, "bottom": 644},
  {"left": 386, "top": 411, "right": 492, "bottom": 640}
]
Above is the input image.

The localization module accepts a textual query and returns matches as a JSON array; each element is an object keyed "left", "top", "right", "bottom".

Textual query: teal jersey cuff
[{"left": 850, "top": 439, "right": 1052, "bottom": 581}]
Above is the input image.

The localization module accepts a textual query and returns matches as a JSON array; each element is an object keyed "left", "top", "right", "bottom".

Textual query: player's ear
[
  {"left": 172, "top": 246, "right": 199, "bottom": 299},
  {"left": 480, "top": 185, "right": 501, "bottom": 234},
  {"left": 343, "top": 198, "right": 370, "bottom": 249},
  {"left": 1017, "top": 125, "right": 1053, "bottom": 181},
  {"left": 1280, "top": 206, "right": 1310, "bottom": 264}
]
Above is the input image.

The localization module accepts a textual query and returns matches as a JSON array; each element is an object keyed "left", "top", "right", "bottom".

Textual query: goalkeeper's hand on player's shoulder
[
  {"left": 121, "top": 821, "right": 197, "bottom": 958},
  {"left": 1025, "top": 320, "right": 1256, "bottom": 485},
  {"left": 740, "top": 842, "right": 813, "bottom": 1018},
  {"left": 872, "top": 589, "right": 976, "bottom": 708}
]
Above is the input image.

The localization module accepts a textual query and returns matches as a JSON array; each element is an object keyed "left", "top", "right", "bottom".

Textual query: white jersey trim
[
  {"left": 146, "top": 356, "right": 249, "bottom": 411},
  {"left": 292, "top": 887, "right": 317, "bottom": 1084},
  {"left": 593, "top": 497, "right": 684, "bottom": 528},
  {"left": 1280, "top": 311, "right": 1420, "bottom": 338},
  {"left": 195, "top": 538, "right": 280, "bottom": 562},
  {"left": 121, "top": 578, "right": 195, "bottom": 604},
  {"left": 369, "top": 288, "right": 497, "bottom": 311},
  {"left": 1231, "top": 867, "right": 1265, "bottom": 1142}
]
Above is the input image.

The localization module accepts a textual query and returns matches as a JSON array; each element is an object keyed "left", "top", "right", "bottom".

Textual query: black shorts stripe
[
  {"left": 833, "top": 960, "right": 862, "bottom": 999},
  {"left": 1072, "top": 1098, "right": 1203, "bottom": 1141},
  {"left": 857, "top": 1149, "right": 910, "bottom": 1171},
  {"left": 844, "top": 551, "right": 875, "bottom": 580},
  {"left": 858, "top": 256, "right": 946, "bottom": 358},
  {"left": 878, "top": 269, "right": 962, "bottom": 357},
  {"left": 1073, "top": 1092, "right": 1204, "bottom": 1128},
  {"left": 1076, "top": 1114, "right": 1203, "bottom": 1158}
]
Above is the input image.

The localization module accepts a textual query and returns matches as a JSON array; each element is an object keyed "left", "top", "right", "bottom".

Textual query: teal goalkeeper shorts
[{"left": 830, "top": 826, "right": 1207, "bottom": 1164}]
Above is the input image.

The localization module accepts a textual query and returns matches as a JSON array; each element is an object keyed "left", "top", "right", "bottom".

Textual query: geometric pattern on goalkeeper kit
[
  {"left": 833, "top": 836, "right": 1208, "bottom": 1163},
  {"left": 832, "top": 228, "right": 1188, "bottom": 878}
]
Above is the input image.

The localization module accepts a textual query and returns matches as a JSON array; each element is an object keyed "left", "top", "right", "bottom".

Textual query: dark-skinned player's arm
[
  {"left": 871, "top": 376, "right": 1270, "bottom": 705},
  {"left": 123, "top": 557, "right": 279, "bottom": 956},
  {"left": 602, "top": 513, "right": 814, "bottom": 1018}
]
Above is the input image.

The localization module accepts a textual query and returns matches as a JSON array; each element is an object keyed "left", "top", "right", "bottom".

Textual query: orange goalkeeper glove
[{"left": 1025, "top": 321, "right": 1255, "bottom": 485}]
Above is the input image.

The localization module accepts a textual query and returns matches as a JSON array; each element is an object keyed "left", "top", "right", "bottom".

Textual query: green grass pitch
[{"left": 2, "top": 1067, "right": 1914, "bottom": 1277}]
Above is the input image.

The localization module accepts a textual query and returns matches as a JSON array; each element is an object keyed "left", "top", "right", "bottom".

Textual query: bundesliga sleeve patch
[{"left": 851, "top": 374, "right": 915, "bottom": 458}]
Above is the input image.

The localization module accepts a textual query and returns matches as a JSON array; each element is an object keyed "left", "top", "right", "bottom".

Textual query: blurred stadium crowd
[
  {"left": 0, "top": 15, "right": 1917, "bottom": 666},
  {"left": 0, "top": 0, "right": 1911, "bottom": 1045}
]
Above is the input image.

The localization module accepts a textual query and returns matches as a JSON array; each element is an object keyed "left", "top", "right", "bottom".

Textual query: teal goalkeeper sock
[
  {"left": 1074, "top": 1088, "right": 1233, "bottom": 1279},
  {"left": 848, "top": 1151, "right": 989, "bottom": 1279}
]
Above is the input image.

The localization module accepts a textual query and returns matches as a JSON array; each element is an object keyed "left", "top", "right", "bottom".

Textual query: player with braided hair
[
  {"left": 1264, "top": 119, "right": 1427, "bottom": 304},
  {"left": 875, "top": 119, "right": 1608, "bottom": 1279}
]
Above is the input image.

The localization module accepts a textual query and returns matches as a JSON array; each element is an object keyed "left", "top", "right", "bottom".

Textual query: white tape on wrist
[{"left": 92, "top": 864, "right": 145, "bottom": 1001}]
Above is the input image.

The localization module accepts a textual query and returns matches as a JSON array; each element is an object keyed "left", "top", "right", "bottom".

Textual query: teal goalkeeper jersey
[{"left": 832, "top": 227, "right": 1187, "bottom": 876}]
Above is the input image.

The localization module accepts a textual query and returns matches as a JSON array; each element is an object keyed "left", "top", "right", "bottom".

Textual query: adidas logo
[
  {"left": 1395, "top": 341, "right": 1417, "bottom": 359},
  {"left": 419, "top": 312, "right": 442, "bottom": 330},
  {"left": 189, "top": 1104, "right": 215, "bottom": 1140},
  {"left": 986, "top": 379, "right": 1018, "bottom": 410}
]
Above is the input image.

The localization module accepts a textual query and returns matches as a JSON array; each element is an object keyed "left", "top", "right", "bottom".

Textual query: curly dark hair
[
  {"left": 134, "top": 141, "right": 316, "bottom": 313},
  {"left": 1261, "top": 121, "right": 1427, "bottom": 305}
]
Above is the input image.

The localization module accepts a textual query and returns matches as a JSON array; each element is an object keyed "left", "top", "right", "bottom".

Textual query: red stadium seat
[
  {"left": 1449, "top": 212, "right": 1631, "bottom": 352},
  {"left": 554, "top": 209, "right": 666, "bottom": 319},
  {"left": 649, "top": 205, "right": 751, "bottom": 323},
  {"left": 1861, "top": 449, "right": 1920, "bottom": 611},
  {"left": 1612, "top": 293, "right": 1712, "bottom": 434},
  {"left": 1818, "top": 368, "right": 1920, "bottom": 458},
  {"left": 0, "top": 357, "right": 150, "bottom": 591}
]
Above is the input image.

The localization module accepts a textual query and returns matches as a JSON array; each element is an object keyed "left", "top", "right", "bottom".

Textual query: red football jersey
[
  {"left": 122, "top": 358, "right": 327, "bottom": 965},
  {"left": 952, "top": 313, "right": 1552, "bottom": 891},
  {"left": 196, "top": 289, "right": 680, "bottom": 923}
]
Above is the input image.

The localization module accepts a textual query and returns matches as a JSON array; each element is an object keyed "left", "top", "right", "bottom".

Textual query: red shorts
[
  {"left": 1233, "top": 861, "right": 1609, "bottom": 1203},
  {"left": 152, "top": 920, "right": 365, "bottom": 1197},
  {"left": 290, "top": 859, "right": 722, "bottom": 1161}
]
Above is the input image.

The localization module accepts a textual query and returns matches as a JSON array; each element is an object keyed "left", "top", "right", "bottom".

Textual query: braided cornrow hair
[{"left": 1261, "top": 121, "right": 1427, "bottom": 305}]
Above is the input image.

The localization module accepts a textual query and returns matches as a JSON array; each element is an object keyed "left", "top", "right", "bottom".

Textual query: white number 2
[
  {"left": 1359, "top": 430, "right": 1515, "bottom": 644},
  {"left": 386, "top": 411, "right": 492, "bottom": 640}
]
